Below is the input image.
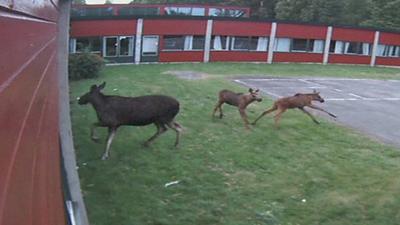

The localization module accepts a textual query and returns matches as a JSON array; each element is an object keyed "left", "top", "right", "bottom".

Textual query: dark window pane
[
  {"left": 249, "top": 37, "right": 259, "bottom": 50},
  {"left": 105, "top": 37, "right": 117, "bottom": 56},
  {"left": 292, "top": 39, "right": 308, "bottom": 51},
  {"left": 192, "top": 36, "right": 205, "bottom": 50},
  {"left": 119, "top": 36, "right": 133, "bottom": 56},
  {"left": 119, "top": 7, "right": 159, "bottom": 16},
  {"left": 346, "top": 42, "right": 362, "bottom": 54},
  {"left": 76, "top": 37, "right": 101, "bottom": 52},
  {"left": 164, "top": 36, "right": 184, "bottom": 50},
  {"left": 233, "top": 37, "right": 250, "bottom": 50}
]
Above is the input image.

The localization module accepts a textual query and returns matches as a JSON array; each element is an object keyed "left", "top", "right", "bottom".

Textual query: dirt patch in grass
[{"left": 163, "top": 70, "right": 210, "bottom": 80}]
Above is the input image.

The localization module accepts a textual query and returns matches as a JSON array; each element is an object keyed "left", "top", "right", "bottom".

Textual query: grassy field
[{"left": 70, "top": 63, "right": 400, "bottom": 225}]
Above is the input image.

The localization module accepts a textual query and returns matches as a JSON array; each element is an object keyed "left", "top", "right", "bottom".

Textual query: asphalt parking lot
[{"left": 235, "top": 77, "right": 400, "bottom": 148}]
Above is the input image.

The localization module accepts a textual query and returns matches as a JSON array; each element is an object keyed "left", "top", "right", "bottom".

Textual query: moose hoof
[
  {"left": 143, "top": 142, "right": 151, "bottom": 147},
  {"left": 91, "top": 136, "right": 101, "bottom": 143},
  {"left": 101, "top": 154, "right": 109, "bottom": 160}
]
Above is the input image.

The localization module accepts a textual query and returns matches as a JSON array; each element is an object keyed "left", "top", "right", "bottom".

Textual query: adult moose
[
  {"left": 252, "top": 90, "right": 336, "bottom": 127},
  {"left": 78, "top": 82, "right": 182, "bottom": 160},
  {"left": 212, "top": 88, "right": 262, "bottom": 129}
]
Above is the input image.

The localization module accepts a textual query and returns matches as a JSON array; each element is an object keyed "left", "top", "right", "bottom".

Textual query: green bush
[{"left": 68, "top": 53, "right": 105, "bottom": 80}]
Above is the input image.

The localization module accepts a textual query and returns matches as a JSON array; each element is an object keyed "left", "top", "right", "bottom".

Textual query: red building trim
[
  {"left": 71, "top": 20, "right": 137, "bottom": 37},
  {"left": 379, "top": 32, "right": 400, "bottom": 46},
  {"left": 332, "top": 27, "right": 375, "bottom": 43},
  {"left": 274, "top": 52, "right": 324, "bottom": 63},
  {"left": 276, "top": 23, "right": 327, "bottom": 39},
  {"left": 159, "top": 51, "right": 204, "bottom": 62},
  {"left": 213, "top": 21, "right": 271, "bottom": 36},
  {"left": 143, "top": 19, "right": 207, "bottom": 35},
  {"left": 328, "top": 54, "right": 371, "bottom": 65},
  {"left": 210, "top": 51, "right": 268, "bottom": 62}
]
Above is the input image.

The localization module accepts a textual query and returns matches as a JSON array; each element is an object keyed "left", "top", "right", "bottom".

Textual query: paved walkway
[{"left": 235, "top": 77, "right": 400, "bottom": 147}]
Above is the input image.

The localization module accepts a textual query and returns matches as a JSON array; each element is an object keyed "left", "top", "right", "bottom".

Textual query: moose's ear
[
  {"left": 90, "top": 85, "right": 97, "bottom": 91},
  {"left": 98, "top": 82, "right": 106, "bottom": 90},
  {"left": 248, "top": 88, "right": 253, "bottom": 93}
]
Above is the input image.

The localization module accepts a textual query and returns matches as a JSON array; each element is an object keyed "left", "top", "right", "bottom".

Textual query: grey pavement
[{"left": 235, "top": 77, "right": 400, "bottom": 148}]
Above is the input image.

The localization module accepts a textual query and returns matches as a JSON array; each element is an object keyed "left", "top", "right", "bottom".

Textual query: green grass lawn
[{"left": 70, "top": 63, "right": 400, "bottom": 225}]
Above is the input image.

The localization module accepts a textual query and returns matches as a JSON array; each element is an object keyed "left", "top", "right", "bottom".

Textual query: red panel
[
  {"left": 277, "top": 23, "right": 327, "bottom": 39},
  {"left": 273, "top": 52, "right": 323, "bottom": 63},
  {"left": 159, "top": 51, "right": 203, "bottom": 62},
  {"left": 210, "top": 51, "right": 267, "bottom": 62},
  {"left": 213, "top": 21, "right": 271, "bottom": 36},
  {"left": 71, "top": 20, "right": 137, "bottom": 37},
  {"left": 1, "top": 57, "right": 56, "bottom": 225},
  {"left": 328, "top": 54, "right": 371, "bottom": 65},
  {"left": 379, "top": 32, "right": 400, "bottom": 46},
  {"left": 375, "top": 57, "right": 400, "bottom": 66},
  {"left": 1, "top": 0, "right": 58, "bottom": 21},
  {"left": 143, "top": 19, "right": 207, "bottom": 35},
  {"left": 332, "top": 27, "right": 375, "bottom": 43},
  {"left": 0, "top": 16, "right": 56, "bottom": 85},
  {"left": 0, "top": 5, "right": 66, "bottom": 225}
]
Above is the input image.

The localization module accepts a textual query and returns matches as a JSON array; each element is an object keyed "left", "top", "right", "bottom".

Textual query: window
[
  {"left": 231, "top": 36, "right": 268, "bottom": 51},
  {"left": 291, "top": 39, "right": 324, "bottom": 53},
  {"left": 377, "top": 44, "right": 400, "bottom": 57},
  {"left": 212, "top": 36, "right": 230, "bottom": 50},
  {"left": 105, "top": 37, "right": 118, "bottom": 57},
  {"left": 232, "top": 37, "right": 250, "bottom": 50},
  {"left": 313, "top": 40, "right": 325, "bottom": 53},
  {"left": 191, "top": 36, "right": 205, "bottom": 50},
  {"left": 209, "top": 8, "right": 245, "bottom": 17},
  {"left": 274, "top": 38, "right": 291, "bottom": 52},
  {"left": 163, "top": 36, "right": 184, "bottom": 50},
  {"left": 76, "top": 37, "right": 102, "bottom": 53},
  {"left": 103, "top": 36, "right": 134, "bottom": 57},
  {"left": 119, "top": 36, "right": 134, "bottom": 56},
  {"left": 119, "top": 7, "right": 159, "bottom": 16},
  {"left": 191, "top": 8, "right": 205, "bottom": 16},
  {"left": 330, "top": 41, "right": 370, "bottom": 55},
  {"left": 142, "top": 36, "right": 159, "bottom": 56},
  {"left": 71, "top": 7, "right": 113, "bottom": 17},
  {"left": 163, "top": 36, "right": 204, "bottom": 51},
  {"left": 165, "top": 7, "right": 205, "bottom": 16}
]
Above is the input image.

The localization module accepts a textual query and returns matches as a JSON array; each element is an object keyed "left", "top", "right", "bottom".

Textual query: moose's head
[
  {"left": 78, "top": 82, "right": 106, "bottom": 105},
  {"left": 248, "top": 88, "right": 262, "bottom": 102}
]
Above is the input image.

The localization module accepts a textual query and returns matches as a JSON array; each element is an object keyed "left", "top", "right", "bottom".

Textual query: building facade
[{"left": 70, "top": 4, "right": 400, "bottom": 67}]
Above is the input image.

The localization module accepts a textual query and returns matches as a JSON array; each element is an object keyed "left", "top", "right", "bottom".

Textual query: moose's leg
[
  {"left": 308, "top": 104, "right": 337, "bottom": 118},
  {"left": 273, "top": 108, "right": 286, "bottom": 128},
  {"left": 213, "top": 101, "right": 225, "bottom": 119},
  {"left": 251, "top": 105, "right": 277, "bottom": 125},
  {"left": 144, "top": 123, "right": 167, "bottom": 147},
  {"left": 167, "top": 121, "right": 183, "bottom": 147},
  {"left": 298, "top": 107, "right": 320, "bottom": 124},
  {"left": 239, "top": 108, "right": 250, "bottom": 130},
  {"left": 102, "top": 127, "right": 117, "bottom": 160},
  {"left": 90, "top": 122, "right": 103, "bottom": 142},
  {"left": 212, "top": 101, "right": 222, "bottom": 118}
]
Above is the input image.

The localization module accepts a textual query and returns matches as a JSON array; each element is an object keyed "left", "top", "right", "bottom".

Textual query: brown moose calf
[
  {"left": 252, "top": 90, "right": 336, "bottom": 128},
  {"left": 212, "top": 88, "right": 262, "bottom": 129}
]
